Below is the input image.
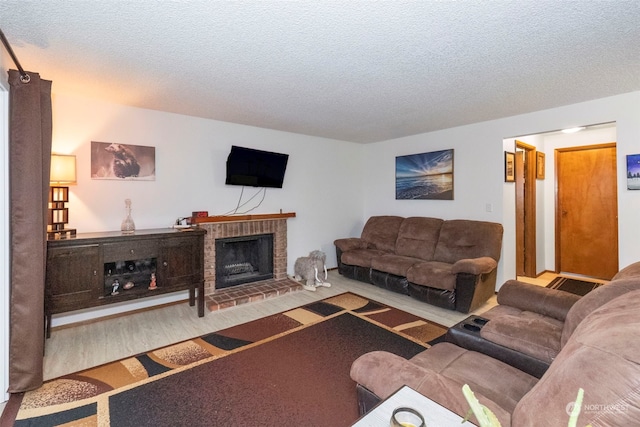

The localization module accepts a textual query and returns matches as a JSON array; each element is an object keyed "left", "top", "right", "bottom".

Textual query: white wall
[
  {"left": 363, "top": 92, "right": 640, "bottom": 288},
  {"left": 50, "top": 93, "right": 365, "bottom": 325}
]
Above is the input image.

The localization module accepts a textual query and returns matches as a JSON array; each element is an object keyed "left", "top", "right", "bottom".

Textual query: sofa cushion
[
  {"left": 395, "top": 217, "right": 443, "bottom": 261},
  {"left": 350, "top": 347, "right": 517, "bottom": 426},
  {"left": 410, "top": 342, "right": 538, "bottom": 416},
  {"left": 433, "top": 220, "right": 503, "bottom": 264},
  {"left": 612, "top": 260, "right": 640, "bottom": 280},
  {"left": 360, "top": 216, "right": 404, "bottom": 252},
  {"left": 513, "top": 289, "right": 640, "bottom": 426},
  {"left": 371, "top": 254, "right": 421, "bottom": 277},
  {"left": 479, "top": 315, "right": 562, "bottom": 364},
  {"left": 406, "top": 261, "right": 456, "bottom": 291},
  {"left": 341, "top": 248, "right": 388, "bottom": 268},
  {"left": 561, "top": 277, "right": 640, "bottom": 346}
]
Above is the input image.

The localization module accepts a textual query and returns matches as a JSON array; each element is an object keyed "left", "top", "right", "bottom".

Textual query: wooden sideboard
[{"left": 45, "top": 227, "right": 206, "bottom": 337}]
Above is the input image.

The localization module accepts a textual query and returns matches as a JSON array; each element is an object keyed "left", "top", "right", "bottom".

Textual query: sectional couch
[
  {"left": 350, "top": 262, "right": 640, "bottom": 426},
  {"left": 334, "top": 216, "right": 503, "bottom": 313}
]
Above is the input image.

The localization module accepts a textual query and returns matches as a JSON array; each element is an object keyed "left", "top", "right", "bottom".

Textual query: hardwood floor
[
  {"left": 0, "top": 270, "right": 557, "bottom": 414},
  {"left": 42, "top": 270, "right": 517, "bottom": 381}
]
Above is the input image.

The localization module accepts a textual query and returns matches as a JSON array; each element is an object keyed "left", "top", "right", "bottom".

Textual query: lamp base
[{"left": 47, "top": 228, "right": 77, "bottom": 240}]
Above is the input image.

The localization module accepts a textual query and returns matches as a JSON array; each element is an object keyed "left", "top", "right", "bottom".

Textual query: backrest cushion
[
  {"left": 395, "top": 217, "right": 444, "bottom": 261},
  {"left": 561, "top": 277, "right": 640, "bottom": 346},
  {"left": 513, "top": 290, "right": 640, "bottom": 426},
  {"left": 612, "top": 260, "right": 640, "bottom": 280},
  {"left": 433, "top": 220, "right": 503, "bottom": 264},
  {"left": 360, "top": 216, "right": 404, "bottom": 252}
]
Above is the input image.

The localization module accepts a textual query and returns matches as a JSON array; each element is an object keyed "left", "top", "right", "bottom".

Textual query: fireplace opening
[{"left": 215, "top": 234, "right": 274, "bottom": 289}]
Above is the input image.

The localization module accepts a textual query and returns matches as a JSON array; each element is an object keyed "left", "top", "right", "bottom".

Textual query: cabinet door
[
  {"left": 46, "top": 244, "right": 101, "bottom": 313},
  {"left": 159, "top": 235, "right": 203, "bottom": 288}
]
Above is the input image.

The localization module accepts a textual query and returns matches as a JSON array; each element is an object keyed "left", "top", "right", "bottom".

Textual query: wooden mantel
[{"left": 191, "top": 212, "right": 296, "bottom": 224}]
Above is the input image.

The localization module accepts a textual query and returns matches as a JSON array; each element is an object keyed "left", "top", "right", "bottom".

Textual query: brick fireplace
[{"left": 195, "top": 213, "right": 299, "bottom": 310}]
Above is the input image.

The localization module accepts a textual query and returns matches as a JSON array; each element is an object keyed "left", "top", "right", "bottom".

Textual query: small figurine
[
  {"left": 111, "top": 279, "right": 120, "bottom": 295},
  {"left": 123, "top": 281, "right": 135, "bottom": 290},
  {"left": 294, "top": 250, "right": 331, "bottom": 291},
  {"left": 148, "top": 273, "right": 157, "bottom": 290}
]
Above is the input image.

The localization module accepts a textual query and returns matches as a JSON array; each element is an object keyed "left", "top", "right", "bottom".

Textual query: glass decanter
[{"left": 121, "top": 198, "right": 136, "bottom": 234}]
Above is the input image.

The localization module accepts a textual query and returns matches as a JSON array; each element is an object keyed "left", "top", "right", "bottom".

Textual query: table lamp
[{"left": 48, "top": 154, "right": 77, "bottom": 239}]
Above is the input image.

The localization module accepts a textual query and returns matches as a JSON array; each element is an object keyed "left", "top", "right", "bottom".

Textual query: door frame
[{"left": 515, "top": 140, "right": 537, "bottom": 277}]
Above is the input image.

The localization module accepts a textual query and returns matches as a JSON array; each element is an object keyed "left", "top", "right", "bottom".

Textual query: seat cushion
[
  {"left": 350, "top": 347, "right": 515, "bottom": 426},
  {"left": 370, "top": 254, "right": 421, "bottom": 277},
  {"left": 480, "top": 315, "right": 562, "bottom": 364},
  {"left": 341, "top": 248, "right": 388, "bottom": 268},
  {"left": 410, "top": 342, "right": 538, "bottom": 415},
  {"left": 406, "top": 261, "right": 456, "bottom": 291}
]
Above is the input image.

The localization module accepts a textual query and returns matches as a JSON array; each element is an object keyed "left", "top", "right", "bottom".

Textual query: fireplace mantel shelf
[{"left": 192, "top": 212, "right": 296, "bottom": 224}]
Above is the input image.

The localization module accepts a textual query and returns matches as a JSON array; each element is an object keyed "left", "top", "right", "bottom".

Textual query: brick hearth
[
  {"left": 198, "top": 214, "right": 300, "bottom": 311},
  {"left": 204, "top": 277, "right": 301, "bottom": 311}
]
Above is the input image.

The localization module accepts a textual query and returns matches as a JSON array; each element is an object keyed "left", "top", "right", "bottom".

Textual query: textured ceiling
[{"left": 1, "top": 1, "right": 639, "bottom": 143}]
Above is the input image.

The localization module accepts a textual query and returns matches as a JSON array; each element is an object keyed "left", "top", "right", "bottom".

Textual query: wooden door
[
  {"left": 556, "top": 144, "right": 618, "bottom": 279},
  {"left": 515, "top": 151, "right": 525, "bottom": 276},
  {"left": 515, "top": 141, "right": 537, "bottom": 277}
]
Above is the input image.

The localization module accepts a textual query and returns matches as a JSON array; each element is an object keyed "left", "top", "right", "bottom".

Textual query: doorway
[
  {"left": 556, "top": 144, "right": 618, "bottom": 279},
  {"left": 508, "top": 123, "right": 618, "bottom": 282}
]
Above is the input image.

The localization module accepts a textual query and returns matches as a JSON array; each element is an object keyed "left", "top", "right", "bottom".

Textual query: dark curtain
[{"left": 7, "top": 69, "right": 52, "bottom": 392}]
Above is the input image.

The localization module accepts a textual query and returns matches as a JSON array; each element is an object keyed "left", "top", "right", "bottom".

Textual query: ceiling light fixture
[{"left": 561, "top": 127, "right": 586, "bottom": 134}]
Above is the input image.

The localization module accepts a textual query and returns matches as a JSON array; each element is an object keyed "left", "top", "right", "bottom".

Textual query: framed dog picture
[{"left": 91, "top": 141, "right": 156, "bottom": 180}]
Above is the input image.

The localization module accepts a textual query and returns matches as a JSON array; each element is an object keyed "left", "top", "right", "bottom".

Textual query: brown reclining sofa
[{"left": 334, "top": 215, "right": 503, "bottom": 313}]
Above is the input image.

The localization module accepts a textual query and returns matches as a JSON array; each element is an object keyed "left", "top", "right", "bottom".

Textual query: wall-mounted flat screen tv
[{"left": 225, "top": 145, "right": 289, "bottom": 188}]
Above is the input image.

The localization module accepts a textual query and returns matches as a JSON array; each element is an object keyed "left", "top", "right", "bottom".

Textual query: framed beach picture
[
  {"left": 395, "top": 149, "right": 454, "bottom": 200},
  {"left": 91, "top": 141, "right": 156, "bottom": 180},
  {"left": 627, "top": 154, "right": 640, "bottom": 190}
]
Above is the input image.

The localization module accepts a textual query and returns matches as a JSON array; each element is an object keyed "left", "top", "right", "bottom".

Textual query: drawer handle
[
  {"left": 163, "top": 261, "right": 168, "bottom": 267},
  {"left": 130, "top": 249, "right": 135, "bottom": 254},
  {"left": 93, "top": 270, "right": 97, "bottom": 276}
]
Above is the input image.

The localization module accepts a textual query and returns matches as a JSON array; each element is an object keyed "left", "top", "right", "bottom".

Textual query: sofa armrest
[
  {"left": 334, "top": 237, "right": 368, "bottom": 252},
  {"left": 350, "top": 350, "right": 510, "bottom": 426},
  {"left": 350, "top": 351, "right": 432, "bottom": 400},
  {"left": 497, "top": 280, "right": 581, "bottom": 321},
  {"left": 452, "top": 257, "right": 497, "bottom": 275}
]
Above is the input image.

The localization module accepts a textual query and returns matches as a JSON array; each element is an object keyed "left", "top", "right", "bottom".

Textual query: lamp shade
[{"left": 50, "top": 154, "right": 77, "bottom": 185}]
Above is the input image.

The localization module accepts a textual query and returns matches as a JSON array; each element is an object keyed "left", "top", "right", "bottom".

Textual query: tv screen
[{"left": 225, "top": 146, "right": 289, "bottom": 188}]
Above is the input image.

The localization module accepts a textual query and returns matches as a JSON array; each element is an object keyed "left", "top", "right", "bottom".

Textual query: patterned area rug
[
  {"left": 3, "top": 292, "right": 447, "bottom": 427},
  {"left": 546, "top": 276, "right": 604, "bottom": 296}
]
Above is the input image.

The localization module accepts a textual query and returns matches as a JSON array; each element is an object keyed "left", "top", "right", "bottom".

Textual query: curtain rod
[{"left": 0, "top": 28, "right": 30, "bottom": 83}]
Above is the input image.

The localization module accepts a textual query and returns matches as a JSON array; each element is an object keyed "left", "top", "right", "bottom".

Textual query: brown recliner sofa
[
  {"left": 350, "top": 280, "right": 640, "bottom": 426},
  {"left": 446, "top": 261, "right": 640, "bottom": 378},
  {"left": 334, "top": 216, "right": 503, "bottom": 313}
]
